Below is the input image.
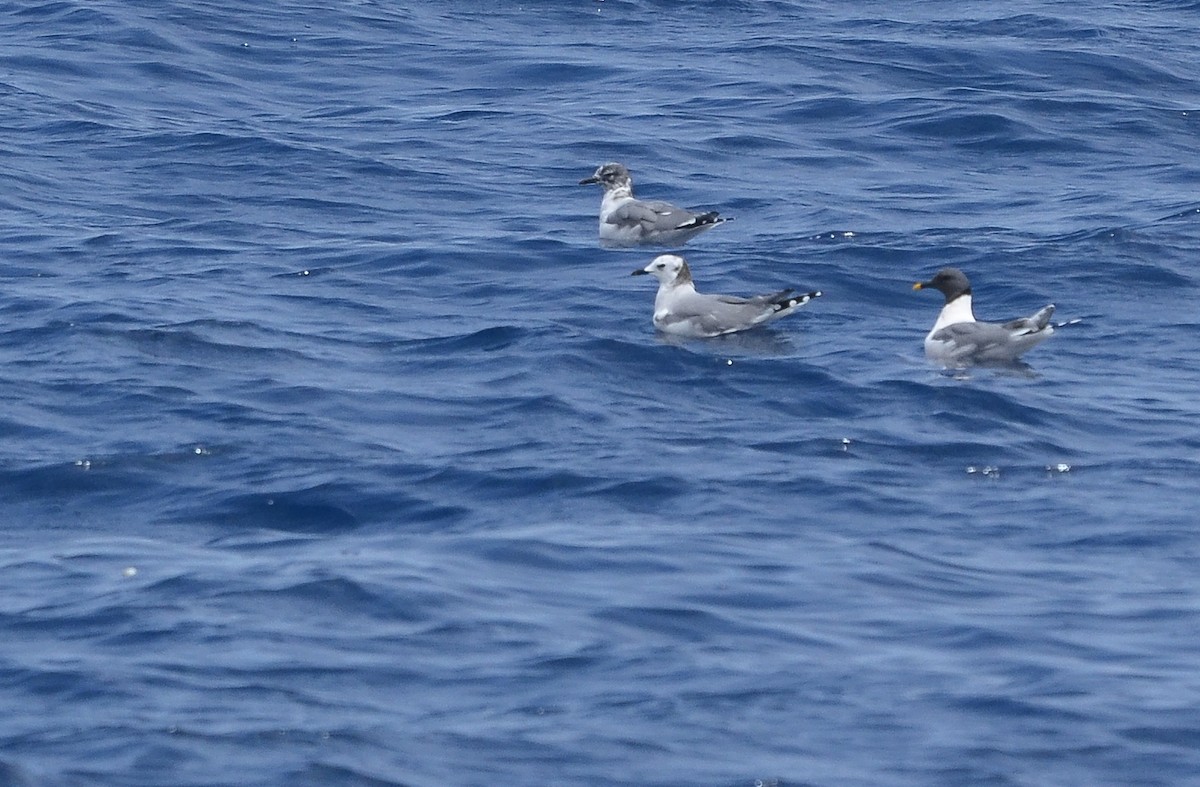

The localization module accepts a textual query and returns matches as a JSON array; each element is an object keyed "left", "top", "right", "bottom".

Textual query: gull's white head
[{"left": 631, "top": 254, "right": 693, "bottom": 287}]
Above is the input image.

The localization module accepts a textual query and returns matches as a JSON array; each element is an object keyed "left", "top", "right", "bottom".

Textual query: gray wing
[
  {"left": 933, "top": 306, "right": 1055, "bottom": 362},
  {"left": 1001, "top": 305, "right": 1055, "bottom": 333},
  {"left": 663, "top": 290, "right": 798, "bottom": 336},
  {"left": 932, "top": 322, "right": 1020, "bottom": 355},
  {"left": 607, "top": 198, "right": 701, "bottom": 234},
  {"left": 714, "top": 289, "right": 793, "bottom": 307}
]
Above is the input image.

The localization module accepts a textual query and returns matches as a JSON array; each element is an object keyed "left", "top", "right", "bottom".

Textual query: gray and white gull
[
  {"left": 913, "top": 267, "right": 1056, "bottom": 365},
  {"left": 581, "top": 163, "right": 728, "bottom": 248},
  {"left": 632, "top": 254, "right": 821, "bottom": 338}
]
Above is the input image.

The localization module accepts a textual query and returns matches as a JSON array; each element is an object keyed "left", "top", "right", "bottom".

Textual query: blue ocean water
[{"left": 2, "top": 1, "right": 1200, "bottom": 784}]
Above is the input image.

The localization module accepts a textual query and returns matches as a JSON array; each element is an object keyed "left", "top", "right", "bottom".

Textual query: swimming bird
[
  {"left": 580, "top": 163, "right": 728, "bottom": 248},
  {"left": 631, "top": 254, "right": 821, "bottom": 338},
  {"left": 913, "top": 267, "right": 1056, "bottom": 365}
]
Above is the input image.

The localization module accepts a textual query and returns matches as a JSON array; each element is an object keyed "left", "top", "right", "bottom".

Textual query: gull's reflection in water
[{"left": 656, "top": 329, "right": 798, "bottom": 357}]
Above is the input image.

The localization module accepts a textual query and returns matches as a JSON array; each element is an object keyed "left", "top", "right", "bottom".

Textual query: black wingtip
[
  {"left": 774, "top": 290, "right": 823, "bottom": 311},
  {"left": 677, "top": 211, "right": 728, "bottom": 229}
]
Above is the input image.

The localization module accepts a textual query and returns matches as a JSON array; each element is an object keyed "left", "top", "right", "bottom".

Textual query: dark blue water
[{"left": 3, "top": 2, "right": 1200, "bottom": 785}]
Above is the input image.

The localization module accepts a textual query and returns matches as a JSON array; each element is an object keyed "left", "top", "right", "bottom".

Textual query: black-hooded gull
[{"left": 913, "top": 267, "right": 1056, "bottom": 365}]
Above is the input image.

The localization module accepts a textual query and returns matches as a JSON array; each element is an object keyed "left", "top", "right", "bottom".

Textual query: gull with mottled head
[
  {"left": 631, "top": 254, "right": 821, "bottom": 338},
  {"left": 913, "top": 267, "right": 1056, "bottom": 365},
  {"left": 580, "top": 163, "right": 728, "bottom": 248}
]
